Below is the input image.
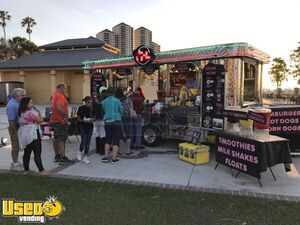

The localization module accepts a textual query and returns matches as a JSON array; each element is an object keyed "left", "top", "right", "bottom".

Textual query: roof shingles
[
  {"left": 0, "top": 48, "right": 117, "bottom": 70},
  {"left": 39, "top": 37, "right": 105, "bottom": 50}
]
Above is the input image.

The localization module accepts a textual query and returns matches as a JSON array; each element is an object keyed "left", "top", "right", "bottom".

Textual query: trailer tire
[{"left": 142, "top": 124, "right": 161, "bottom": 147}]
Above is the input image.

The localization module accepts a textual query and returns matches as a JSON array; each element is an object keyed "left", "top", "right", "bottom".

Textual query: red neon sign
[{"left": 133, "top": 45, "right": 155, "bottom": 66}]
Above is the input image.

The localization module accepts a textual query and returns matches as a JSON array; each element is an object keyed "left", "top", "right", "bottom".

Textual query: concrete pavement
[{"left": 1, "top": 105, "right": 300, "bottom": 201}]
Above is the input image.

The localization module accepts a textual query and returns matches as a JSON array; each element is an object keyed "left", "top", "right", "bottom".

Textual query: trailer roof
[{"left": 83, "top": 42, "right": 270, "bottom": 69}]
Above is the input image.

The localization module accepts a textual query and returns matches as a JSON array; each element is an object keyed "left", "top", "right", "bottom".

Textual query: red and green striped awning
[{"left": 83, "top": 42, "right": 270, "bottom": 69}]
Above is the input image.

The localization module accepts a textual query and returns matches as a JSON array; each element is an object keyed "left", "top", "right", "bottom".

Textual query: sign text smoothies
[{"left": 216, "top": 134, "right": 260, "bottom": 178}]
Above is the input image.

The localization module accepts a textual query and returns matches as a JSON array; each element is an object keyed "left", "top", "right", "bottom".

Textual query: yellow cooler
[{"left": 179, "top": 143, "right": 210, "bottom": 165}]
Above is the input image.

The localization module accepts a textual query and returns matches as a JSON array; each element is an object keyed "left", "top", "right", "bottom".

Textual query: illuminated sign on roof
[{"left": 133, "top": 45, "right": 155, "bottom": 66}]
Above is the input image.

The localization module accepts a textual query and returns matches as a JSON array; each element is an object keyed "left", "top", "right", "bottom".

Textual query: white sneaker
[
  {"left": 82, "top": 156, "right": 90, "bottom": 164},
  {"left": 15, "top": 161, "right": 23, "bottom": 168},
  {"left": 10, "top": 163, "right": 24, "bottom": 172},
  {"left": 77, "top": 151, "right": 83, "bottom": 161}
]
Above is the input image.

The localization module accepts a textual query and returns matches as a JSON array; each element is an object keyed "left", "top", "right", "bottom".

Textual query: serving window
[{"left": 243, "top": 59, "right": 258, "bottom": 101}]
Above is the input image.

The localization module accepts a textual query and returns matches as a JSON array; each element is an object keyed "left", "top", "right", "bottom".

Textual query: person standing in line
[
  {"left": 101, "top": 87, "right": 123, "bottom": 164},
  {"left": 17, "top": 97, "right": 49, "bottom": 175},
  {"left": 115, "top": 88, "right": 134, "bottom": 155},
  {"left": 129, "top": 87, "right": 145, "bottom": 150},
  {"left": 6, "top": 88, "right": 26, "bottom": 171},
  {"left": 93, "top": 90, "right": 107, "bottom": 155},
  {"left": 50, "top": 84, "right": 73, "bottom": 165},
  {"left": 76, "top": 96, "right": 95, "bottom": 164}
]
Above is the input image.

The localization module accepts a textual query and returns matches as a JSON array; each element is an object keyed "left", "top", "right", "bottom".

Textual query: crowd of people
[{"left": 5, "top": 83, "right": 146, "bottom": 174}]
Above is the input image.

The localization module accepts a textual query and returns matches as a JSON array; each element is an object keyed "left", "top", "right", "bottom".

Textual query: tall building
[
  {"left": 112, "top": 22, "right": 133, "bottom": 56},
  {"left": 96, "top": 29, "right": 116, "bottom": 47},
  {"left": 134, "top": 26, "right": 152, "bottom": 49},
  {"left": 151, "top": 41, "right": 161, "bottom": 53},
  {"left": 96, "top": 23, "right": 160, "bottom": 55}
]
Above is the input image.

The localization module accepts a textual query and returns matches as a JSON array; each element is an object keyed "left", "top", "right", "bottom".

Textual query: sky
[{"left": 2, "top": 0, "right": 300, "bottom": 89}]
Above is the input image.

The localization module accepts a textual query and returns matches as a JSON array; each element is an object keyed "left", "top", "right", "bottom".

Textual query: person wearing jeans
[
  {"left": 129, "top": 87, "right": 145, "bottom": 149},
  {"left": 77, "top": 96, "right": 95, "bottom": 164},
  {"left": 134, "top": 113, "right": 143, "bottom": 147}
]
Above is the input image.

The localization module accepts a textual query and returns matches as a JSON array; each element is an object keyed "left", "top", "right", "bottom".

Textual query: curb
[{"left": 0, "top": 169, "right": 299, "bottom": 203}]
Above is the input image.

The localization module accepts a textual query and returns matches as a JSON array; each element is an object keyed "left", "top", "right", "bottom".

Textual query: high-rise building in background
[
  {"left": 96, "top": 29, "right": 116, "bottom": 47},
  {"left": 112, "top": 22, "right": 133, "bottom": 56},
  {"left": 96, "top": 23, "right": 160, "bottom": 55},
  {"left": 134, "top": 27, "right": 152, "bottom": 49},
  {"left": 151, "top": 41, "right": 161, "bottom": 53}
]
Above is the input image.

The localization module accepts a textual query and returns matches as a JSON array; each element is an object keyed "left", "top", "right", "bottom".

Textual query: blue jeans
[
  {"left": 79, "top": 125, "right": 93, "bottom": 155},
  {"left": 133, "top": 114, "right": 143, "bottom": 147}
]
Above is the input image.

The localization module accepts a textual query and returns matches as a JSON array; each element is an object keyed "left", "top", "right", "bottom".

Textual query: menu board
[
  {"left": 175, "top": 63, "right": 195, "bottom": 74},
  {"left": 201, "top": 63, "right": 225, "bottom": 129},
  {"left": 268, "top": 106, "right": 300, "bottom": 152},
  {"left": 116, "top": 68, "right": 131, "bottom": 75},
  {"left": 269, "top": 106, "right": 300, "bottom": 134},
  {"left": 175, "top": 63, "right": 190, "bottom": 74},
  {"left": 90, "top": 73, "right": 105, "bottom": 100}
]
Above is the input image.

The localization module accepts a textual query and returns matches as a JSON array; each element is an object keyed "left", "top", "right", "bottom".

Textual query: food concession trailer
[{"left": 83, "top": 42, "right": 270, "bottom": 146}]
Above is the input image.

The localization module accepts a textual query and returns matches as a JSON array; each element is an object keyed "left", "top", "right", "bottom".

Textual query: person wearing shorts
[
  {"left": 6, "top": 88, "right": 26, "bottom": 171},
  {"left": 101, "top": 87, "right": 123, "bottom": 164},
  {"left": 50, "top": 84, "right": 73, "bottom": 165}
]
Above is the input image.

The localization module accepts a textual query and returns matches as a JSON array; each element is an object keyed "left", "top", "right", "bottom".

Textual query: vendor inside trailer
[{"left": 83, "top": 42, "right": 270, "bottom": 146}]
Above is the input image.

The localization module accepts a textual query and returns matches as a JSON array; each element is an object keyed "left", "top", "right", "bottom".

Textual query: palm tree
[
  {"left": 21, "top": 17, "right": 36, "bottom": 41},
  {"left": 0, "top": 11, "right": 12, "bottom": 41}
]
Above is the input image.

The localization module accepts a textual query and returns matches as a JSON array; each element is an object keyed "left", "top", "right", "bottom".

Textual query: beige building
[
  {"left": 151, "top": 41, "right": 161, "bottom": 53},
  {"left": 96, "top": 29, "right": 117, "bottom": 47},
  {"left": 134, "top": 26, "right": 152, "bottom": 49},
  {"left": 112, "top": 22, "right": 133, "bottom": 56},
  {"left": 0, "top": 37, "right": 119, "bottom": 104}
]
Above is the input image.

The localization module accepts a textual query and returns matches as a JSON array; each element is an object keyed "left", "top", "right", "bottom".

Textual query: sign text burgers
[{"left": 269, "top": 106, "right": 300, "bottom": 134}]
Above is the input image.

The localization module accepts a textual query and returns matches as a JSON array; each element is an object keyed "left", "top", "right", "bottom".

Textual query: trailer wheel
[{"left": 142, "top": 124, "right": 161, "bottom": 147}]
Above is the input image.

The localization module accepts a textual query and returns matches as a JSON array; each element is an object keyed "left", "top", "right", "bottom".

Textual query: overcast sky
[{"left": 2, "top": 0, "right": 300, "bottom": 89}]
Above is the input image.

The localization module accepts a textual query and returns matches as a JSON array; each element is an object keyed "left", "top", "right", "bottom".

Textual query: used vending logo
[{"left": 1, "top": 196, "right": 65, "bottom": 223}]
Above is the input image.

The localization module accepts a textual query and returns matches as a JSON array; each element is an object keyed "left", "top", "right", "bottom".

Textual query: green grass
[{"left": 0, "top": 174, "right": 299, "bottom": 225}]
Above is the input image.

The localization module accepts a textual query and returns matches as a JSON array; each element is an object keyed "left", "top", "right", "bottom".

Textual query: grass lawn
[{"left": 0, "top": 174, "right": 299, "bottom": 225}]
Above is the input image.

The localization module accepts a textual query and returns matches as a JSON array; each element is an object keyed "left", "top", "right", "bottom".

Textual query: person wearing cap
[{"left": 76, "top": 96, "right": 96, "bottom": 164}]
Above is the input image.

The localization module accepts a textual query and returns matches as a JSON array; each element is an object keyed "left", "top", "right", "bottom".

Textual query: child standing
[{"left": 77, "top": 96, "right": 95, "bottom": 164}]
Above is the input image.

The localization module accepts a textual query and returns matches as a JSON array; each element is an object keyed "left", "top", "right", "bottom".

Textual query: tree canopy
[
  {"left": 290, "top": 42, "right": 300, "bottom": 80},
  {"left": 269, "top": 57, "right": 289, "bottom": 97},
  {"left": 0, "top": 36, "right": 39, "bottom": 61}
]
